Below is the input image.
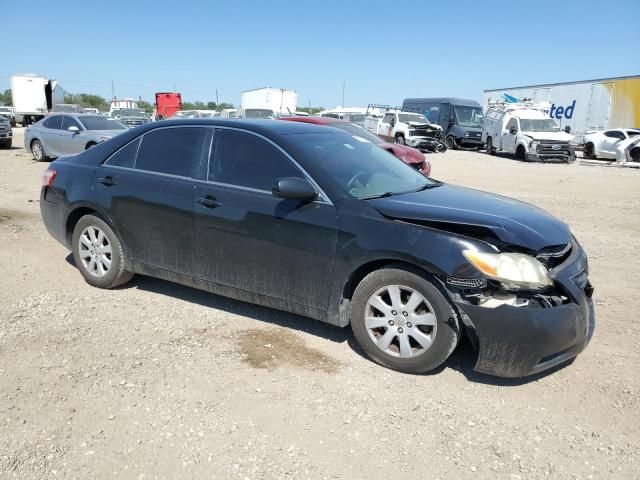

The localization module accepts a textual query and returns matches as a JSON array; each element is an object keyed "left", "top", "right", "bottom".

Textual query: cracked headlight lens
[{"left": 463, "top": 250, "right": 552, "bottom": 289}]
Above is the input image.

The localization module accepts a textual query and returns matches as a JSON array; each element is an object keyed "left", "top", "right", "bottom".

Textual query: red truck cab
[{"left": 155, "top": 92, "right": 182, "bottom": 119}]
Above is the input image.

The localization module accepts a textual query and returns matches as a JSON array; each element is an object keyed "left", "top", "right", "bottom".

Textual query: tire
[
  {"left": 583, "top": 142, "right": 596, "bottom": 159},
  {"left": 85, "top": 142, "right": 97, "bottom": 150},
  {"left": 0, "top": 139, "right": 11, "bottom": 149},
  {"left": 350, "top": 265, "right": 460, "bottom": 374},
  {"left": 485, "top": 137, "right": 495, "bottom": 155},
  {"left": 515, "top": 145, "right": 526, "bottom": 161},
  {"left": 71, "top": 214, "right": 133, "bottom": 289},
  {"left": 395, "top": 135, "right": 405, "bottom": 145},
  {"left": 445, "top": 136, "right": 457, "bottom": 150},
  {"left": 31, "top": 139, "right": 48, "bottom": 162}
]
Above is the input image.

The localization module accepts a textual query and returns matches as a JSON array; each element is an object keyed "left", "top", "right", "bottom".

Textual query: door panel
[
  {"left": 193, "top": 183, "right": 338, "bottom": 310},
  {"left": 93, "top": 166, "right": 196, "bottom": 275}
]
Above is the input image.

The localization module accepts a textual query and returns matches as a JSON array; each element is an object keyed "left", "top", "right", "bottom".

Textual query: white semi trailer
[
  {"left": 484, "top": 75, "right": 640, "bottom": 141},
  {"left": 11, "top": 74, "right": 64, "bottom": 126},
  {"left": 240, "top": 87, "right": 297, "bottom": 118}
]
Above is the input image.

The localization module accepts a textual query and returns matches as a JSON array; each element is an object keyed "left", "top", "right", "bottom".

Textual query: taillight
[{"left": 43, "top": 169, "right": 56, "bottom": 187}]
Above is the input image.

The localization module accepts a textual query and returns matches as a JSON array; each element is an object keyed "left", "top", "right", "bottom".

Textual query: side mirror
[
  {"left": 272, "top": 177, "right": 318, "bottom": 202},
  {"left": 68, "top": 125, "right": 80, "bottom": 133},
  {"left": 564, "top": 126, "right": 571, "bottom": 134},
  {"left": 509, "top": 127, "right": 518, "bottom": 135}
]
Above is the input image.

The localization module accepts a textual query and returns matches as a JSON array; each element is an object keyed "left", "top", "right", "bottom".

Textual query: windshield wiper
[
  {"left": 360, "top": 192, "right": 396, "bottom": 200},
  {"left": 413, "top": 181, "right": 442, "bottom": 192}
]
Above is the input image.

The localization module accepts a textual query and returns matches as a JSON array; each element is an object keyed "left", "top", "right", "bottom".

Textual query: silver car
[{"left": 24, "top": 113, "right": 128, "bottom": 161}]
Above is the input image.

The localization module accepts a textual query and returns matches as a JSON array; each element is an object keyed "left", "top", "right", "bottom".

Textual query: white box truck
[
  {"left": 484, "top": 75, "right": 640, "bottom": 142},
  {"left": 11, "top": 74, "right": 64, "bottom": 126},
  {"left": 240, "top": 87, "right": 297, "bottom": 118}
]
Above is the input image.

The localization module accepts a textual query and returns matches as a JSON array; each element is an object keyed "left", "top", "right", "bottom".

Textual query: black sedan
[{"left": 40, "top": 119, "right": 595, "bottom": 378}]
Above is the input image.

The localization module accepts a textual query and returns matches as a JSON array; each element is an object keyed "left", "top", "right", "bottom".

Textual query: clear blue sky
[{"left": 2, "top": 0, "right": 639, "bottom": 108}]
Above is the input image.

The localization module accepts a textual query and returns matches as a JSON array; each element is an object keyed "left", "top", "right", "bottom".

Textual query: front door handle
[
  {"left": 98, "top": 176, "right": 116, "bottom": 187},
  {"left": 197, "top": 196, "right": 223, "bottom": 208}
]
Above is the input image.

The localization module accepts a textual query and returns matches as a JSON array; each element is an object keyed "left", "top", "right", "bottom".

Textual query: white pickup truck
[
  {"left": 483, "top": 102, "right": 575, "bottom": 162},
  {"left": 364, "top": 110, "right": 443, "bottom": 148}
]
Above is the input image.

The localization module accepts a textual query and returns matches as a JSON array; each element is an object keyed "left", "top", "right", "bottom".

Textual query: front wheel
[
  {"left": 395, "top": 135, "right": 406, "bottom": 145},
  {"left": 583, "top": 142, "right": 596, "bottom": 159},
  {"left": 350, "top": 266, "right": 460, "bottom": 374},
  {"left": 31, "top": 139, "right": 48, "bottom": 161},
  {"left": 72, "top": 215, "right": 133, "bottom": 289},
  {"left": 445, "top": 136, "right": 457, "bottom": 150}
]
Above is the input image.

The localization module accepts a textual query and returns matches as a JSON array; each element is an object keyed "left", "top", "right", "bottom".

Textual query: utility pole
[
  {"left": 216, "top": 89, "right": 219, "bottom": 105},
  {"left": 111, "top": 79, "right": 115, "bottom": 100},
  {"left": 342, "top": 80, "right": 345, "bottom": 108}
]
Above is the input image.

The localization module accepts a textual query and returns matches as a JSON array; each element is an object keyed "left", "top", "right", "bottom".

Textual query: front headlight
[
  {"left": 463, "top": 250, "right": 552, "bottom": 289},
  {"left": 529, "top": 140, "right": 540, "bottom": 150},
  {"left": 464, "top": 131, "right": 470, "bottom": 137}
]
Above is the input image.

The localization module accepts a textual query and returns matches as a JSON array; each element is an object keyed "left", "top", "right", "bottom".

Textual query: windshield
[
  {"left": 53, "top": 105, "right": 80, "bottom": 113},
  {"left": 78, "top": 116, "right": 127, "bottom": 131},
  {"left": 331, "top": 122, "right": 383, "bottom": 145},
  {"left": 519, "top": 119, "right": 560, "bottom": 132},
  {"left": 453, "top": 106, "right": 484, "bottom": 128},
  {"left": 294, "top": 132, "right": 432, "bottom": 199},
  {"left": 245, "top": 109, "right": 275, "bottom": 119},
  {"left": 116, "top": 109, "right": 146, "bottom": 117},
  {"left": 398, "top": 113, "right": 428, "bottom": 124}
]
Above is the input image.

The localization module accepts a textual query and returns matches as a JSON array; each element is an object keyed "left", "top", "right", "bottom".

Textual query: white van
[{"left": 483, "top": 102, "right": 575, "bottom": 162}]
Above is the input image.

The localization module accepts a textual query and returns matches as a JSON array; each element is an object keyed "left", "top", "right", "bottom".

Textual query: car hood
[
  {"left": 407, "top": 121, "right": 443, "bottom": 130},
  {"left": 379, "top": 142, "right": 424, "bottom": 163},
  {"left": 368, "top": 183, "right": 570, "bottom": 251},
  {"left": 522, "top": 131, "right": 573, "bottom": 142}
]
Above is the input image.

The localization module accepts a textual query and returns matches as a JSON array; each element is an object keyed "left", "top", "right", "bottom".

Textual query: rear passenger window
[
  {"left": 210, "top": 129, "right": 302, "bottom": 191},
  {"left": 42, "top": 115, "right": 63, "bottom": 129},
  {"left": 105, "top": 138, "right": 140, "bottom": 168},
  {"left": 136, "top": 127, "right": 206, "bottom": 177}
]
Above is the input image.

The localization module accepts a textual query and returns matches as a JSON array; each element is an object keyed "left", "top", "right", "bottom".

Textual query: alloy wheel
[
  {"left": 78, "top": 226, "right": 112, "bottom": 277},
  {"left": 32, "top": 141, "right": 43, "bottom": 160},
  {"left": 364, "top": 285, "right": 437, "bottom": 358}
]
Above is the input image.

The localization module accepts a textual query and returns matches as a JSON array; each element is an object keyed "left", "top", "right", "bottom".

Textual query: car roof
[
  {"left": 279, "top": 116, "right": 345, "bottom": 126},
  {"left": 139, "top": 118, "right": 336, "bottom": 136},
  {"left": 403, "top": 97, "right": 482, "bottom": 107}
]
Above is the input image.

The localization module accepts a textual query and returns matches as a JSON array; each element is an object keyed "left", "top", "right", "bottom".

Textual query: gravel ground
[{"left": 1, "top": 129, "right": 639, "bottom": 479}]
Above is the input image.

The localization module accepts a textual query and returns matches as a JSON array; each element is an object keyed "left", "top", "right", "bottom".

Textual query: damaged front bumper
[{"left": 450, "top": 241, "right": 595, "bottom": 378}]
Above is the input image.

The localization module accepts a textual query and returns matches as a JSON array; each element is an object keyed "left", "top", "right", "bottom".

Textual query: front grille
[
  {"left": 409, "top": 128, "right": 441, "bottom": 140},
  {"left": 537, "top": 142, "right": 573, "bottom": 156},
  {"left": 123, "top": 119, "right": 146, "bottom": 127}
]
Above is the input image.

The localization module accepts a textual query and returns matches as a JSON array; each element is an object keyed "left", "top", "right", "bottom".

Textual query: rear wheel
[
  {"left": 72, "top": 215, "right": 133, "bottom": 289},
  {"left": 485, "top": 137, "right": 495, "bottom": 155},
  {"left": 31, "top": 139, "right": 48, "bottom": 161},
  {"left": 583, "top": 142, "right": 596, "bottom": 159},
  {"left": 85, "top": 141, "right": 97, "bottom": 150},
  {"left": 350, "top": 266, "right": 460, "bottom": 374},
  {"left": 395, "top": 135, "right": 406, "bottom": 145}
]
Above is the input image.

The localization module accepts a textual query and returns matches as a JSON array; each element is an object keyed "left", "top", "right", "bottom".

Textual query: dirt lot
[{"left": 1, "top": 129, "right": 639, "bottom": 479}]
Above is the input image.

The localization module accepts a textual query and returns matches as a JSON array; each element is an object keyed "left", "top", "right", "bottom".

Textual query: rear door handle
[
  {"left": 197, "top": 196, "right": 223, "bottom": 208},
  {"left": 98, "top": 176, "right": 116, "bottom": 187}
]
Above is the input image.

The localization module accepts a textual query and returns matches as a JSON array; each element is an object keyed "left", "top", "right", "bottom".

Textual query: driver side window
[
  {"left": 506, "top": 118, "right": 518, "bottom": 132},
  {"left": 383, "top": 113, "right": 394, "bottom": 124},
  {"left": 62, "top": 116, "right": 82, "bottom": 131},
  {"left": 209, "top": 129, "right": 303, "bottom": 191}
]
